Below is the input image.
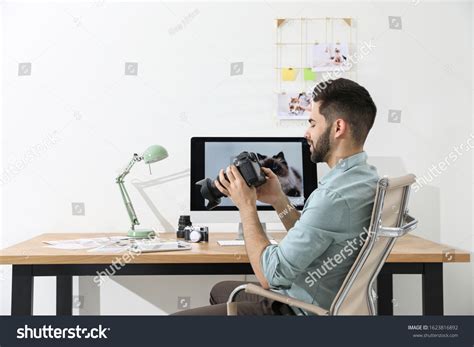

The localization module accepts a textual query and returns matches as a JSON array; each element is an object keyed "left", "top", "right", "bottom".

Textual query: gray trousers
[{"left": 171, "top": 281, "right": 295, "bottom": 316}]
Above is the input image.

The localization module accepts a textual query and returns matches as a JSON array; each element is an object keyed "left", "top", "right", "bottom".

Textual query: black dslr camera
[{"left": 196, "top": 151, "right": 266, "bottom": 210}]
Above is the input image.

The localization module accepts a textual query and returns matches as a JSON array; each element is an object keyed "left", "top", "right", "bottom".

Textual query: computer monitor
[{"left": 190, "top": 137, "right": 318, "bottom": 233}]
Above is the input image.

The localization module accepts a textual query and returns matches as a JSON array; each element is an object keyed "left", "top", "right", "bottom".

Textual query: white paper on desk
[
  {"left": 43, "top": 236, "right": 130, "bottom": 250},
  {"left": 129, "top": 241, "right": 192, "bottom": 253},
  {"left": 46, "top": 244, "right": 93, "bottom": 250},
  {"left": 87, "top": 241, "right": 192, "bottom": 253}
]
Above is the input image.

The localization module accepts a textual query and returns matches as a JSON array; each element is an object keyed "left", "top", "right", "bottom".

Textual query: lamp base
[{"left": 127, "top": 228, "right": 156, "bottom": 239}]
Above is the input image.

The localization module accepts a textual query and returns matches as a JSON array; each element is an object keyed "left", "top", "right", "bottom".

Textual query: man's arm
[
  {"left": 239, "top": 206, "right": 271, "bottom": 289},
  {"left": 260, "top": 189, "right": 349, "bottom": 289},
  {"left": 214, "top": 165, "right": 272, "bottom": 289},
  {"left": 272, "top": 194, "right": 301, "bottom": 231}
]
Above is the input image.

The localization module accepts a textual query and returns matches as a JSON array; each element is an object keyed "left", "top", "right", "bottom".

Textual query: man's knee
[{"left": 172, "top": 303, "right": 228, "bottom": 316}]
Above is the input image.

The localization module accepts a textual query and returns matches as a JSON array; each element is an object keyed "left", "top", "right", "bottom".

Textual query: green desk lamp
[{"left": 116, "top": 145, "right": 168, "bottom": 238}]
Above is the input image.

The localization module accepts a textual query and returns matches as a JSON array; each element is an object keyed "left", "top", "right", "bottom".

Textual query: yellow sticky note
[
  {"left": 304, "top": 68, "right": 316, "bottom": 81},
  {"left": 282, "top": 68, "right": 298, "bottom": 81}
]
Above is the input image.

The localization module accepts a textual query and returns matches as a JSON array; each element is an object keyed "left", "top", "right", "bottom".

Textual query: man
[{"left": 173, "top": 78, "right": 379, "bottom": 315}]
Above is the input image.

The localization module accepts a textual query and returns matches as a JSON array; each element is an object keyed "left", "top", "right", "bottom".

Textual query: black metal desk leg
[
  {"left": 377, "top": 270, "right": 394, "bottom": 315},
  {"left": 422, "top": 263, "right": 444, "bottom": 315},
  {"left": 11, "top": 265, "right": 34, "bottom": 315},
  {"left": 56, "top": 275, "right": 73, "bottom": 316}
]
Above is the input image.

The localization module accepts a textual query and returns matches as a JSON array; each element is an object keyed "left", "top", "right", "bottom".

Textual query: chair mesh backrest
[{"left": 329, "top": 174, "right": 415, "bottom": 315}]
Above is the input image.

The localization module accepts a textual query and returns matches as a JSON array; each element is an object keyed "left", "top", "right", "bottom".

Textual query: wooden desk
[{"left": 0, "top": 232, "right": 470, "bottom": 316}]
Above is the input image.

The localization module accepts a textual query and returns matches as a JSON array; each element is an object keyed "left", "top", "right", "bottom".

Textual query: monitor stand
[{"left": 236, "top": 222, "right": 267, "bottom": 240}]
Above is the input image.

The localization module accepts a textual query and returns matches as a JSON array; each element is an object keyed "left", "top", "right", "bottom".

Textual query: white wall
[{"left": 1, "top": 1, "right": 472, "bottom": 315}]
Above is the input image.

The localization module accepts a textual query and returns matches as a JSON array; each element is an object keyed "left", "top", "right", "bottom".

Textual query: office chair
[{"left": 227, "top": 174, "right": 418, "bottom": 316}]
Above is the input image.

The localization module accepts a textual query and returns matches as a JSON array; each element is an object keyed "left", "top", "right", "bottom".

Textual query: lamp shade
[{"left": 143, "top": 145, "right": 168, "bottom": 164}]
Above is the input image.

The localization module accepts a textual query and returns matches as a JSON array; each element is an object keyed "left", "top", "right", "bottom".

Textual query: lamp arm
[{"left": 116, "top": 154, "right": 143, "bottom": 230}]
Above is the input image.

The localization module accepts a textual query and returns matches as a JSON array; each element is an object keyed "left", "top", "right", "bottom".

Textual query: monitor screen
[{"left": 190, "top": 137, "right": 318, "bottom": 211}]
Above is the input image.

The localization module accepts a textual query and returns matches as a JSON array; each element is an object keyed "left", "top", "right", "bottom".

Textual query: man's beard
[{"left": 310, "top": 124, "right": 332, "bottom": 163}]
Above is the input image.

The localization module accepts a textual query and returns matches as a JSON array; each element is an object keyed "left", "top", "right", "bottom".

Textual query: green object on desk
[{"left": 116, "top": 145, "right": 168, "bottom": 238}]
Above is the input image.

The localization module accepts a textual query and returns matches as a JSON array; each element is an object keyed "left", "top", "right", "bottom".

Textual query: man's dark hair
[{"left": 312, "top": 78, "right": 377, "bottom": 145}]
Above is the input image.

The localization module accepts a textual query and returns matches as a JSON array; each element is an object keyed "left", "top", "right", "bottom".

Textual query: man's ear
[{"left": 334, "top": 118, "right": 348, "bottom": 139}]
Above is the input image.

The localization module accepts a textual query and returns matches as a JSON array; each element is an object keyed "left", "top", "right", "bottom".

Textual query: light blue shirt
[{"left": 260, "top": 151, "right": 379, "bottom": 315}]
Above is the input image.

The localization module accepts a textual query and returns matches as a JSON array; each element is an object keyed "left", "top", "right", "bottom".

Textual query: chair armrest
[
  {"left": 378, "top": 213, "right": 418, "bottom": 237},
  {"left": 244, "top": 283, "right": 328, "bottom": 316}
]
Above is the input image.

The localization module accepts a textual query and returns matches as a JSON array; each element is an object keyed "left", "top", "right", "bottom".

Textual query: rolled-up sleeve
[{"left": 260, "top": 189, "right": 350, "bottom": 289}]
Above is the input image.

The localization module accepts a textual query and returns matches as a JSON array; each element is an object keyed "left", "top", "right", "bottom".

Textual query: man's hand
[
  {"left": 215, "top": 165, "right": 257, "bottom": 210},
  {"left": 258, "top": 167, "right": 301, "bottom": 231},
  {"left": 256, "top": 167, "right": 285, "bottom": 206}
]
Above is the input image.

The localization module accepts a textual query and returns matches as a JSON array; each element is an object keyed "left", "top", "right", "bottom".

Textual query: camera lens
[
  {"left": 196, "top": 151, "right": 266, "bottom": 209},
  {"left": 177, "top": 215, "right": 192, "bottom": 239},
  {"left": 195, "top": 176, "right": 227, "bottom": 210}
]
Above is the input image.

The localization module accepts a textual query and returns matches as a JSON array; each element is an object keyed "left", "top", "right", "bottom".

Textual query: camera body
[
  {"left": 184, "top": 226, "right": 209, "bottom": 243},
  {"left": 233, "top": 151, "right": 267, "bottom": 187},
  {"left": 196, "top": 151, "right": 267, "bottom": 210}
]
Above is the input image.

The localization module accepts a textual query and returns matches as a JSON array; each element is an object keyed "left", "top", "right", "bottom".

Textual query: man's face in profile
[{"left": 305, "top": 101, "right": 332, "bottom": 164}]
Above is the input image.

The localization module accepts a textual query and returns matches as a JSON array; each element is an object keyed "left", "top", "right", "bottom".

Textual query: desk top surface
[{"left": 0, "top": 232, "right": 470, "bottom": 265}]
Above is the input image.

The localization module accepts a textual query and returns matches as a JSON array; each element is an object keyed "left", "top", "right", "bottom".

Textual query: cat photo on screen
[{"left": 257, "top": 152, "right": 303, "bottom": 197}]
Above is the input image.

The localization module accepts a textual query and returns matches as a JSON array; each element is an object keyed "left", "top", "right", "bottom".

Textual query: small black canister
[{"left": 177, "top": 215, "right": 192, "bottom": 239}]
